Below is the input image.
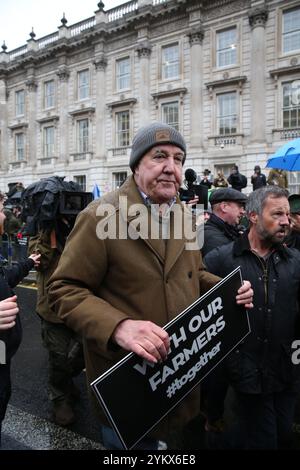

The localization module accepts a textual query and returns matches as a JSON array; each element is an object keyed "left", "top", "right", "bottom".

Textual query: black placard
[{"left": 91, "top": 267, "right": 250, "bottom": 449}]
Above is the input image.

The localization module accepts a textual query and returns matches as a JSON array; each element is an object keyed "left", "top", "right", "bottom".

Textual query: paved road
[{"left": 2, "top": 284, "right": 104, "bottom": 450}]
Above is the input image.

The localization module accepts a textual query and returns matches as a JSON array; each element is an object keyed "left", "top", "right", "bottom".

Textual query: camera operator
[
  {"left": 179, "top": 168, "right": 208, "bottom": 210},
  {"left": 27, "top": 180, "right": 89, "bottom": 427}
]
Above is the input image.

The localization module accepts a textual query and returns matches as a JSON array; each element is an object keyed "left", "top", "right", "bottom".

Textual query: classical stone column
[
  {"left": 136, "top": 42, "right": 152, "bottom": 127},
  {"left": 57, "top": 66, "right": 70, "bottom": 162},
  {"left": 94, "top": 55, "right": 107, "bottom": 160},
  {"left": 248, "top": 6, "right": 268, "bottom": 143},
  {"left": 188, "top": 27, "right": 204, "bottom": 148},
  {"left": 25, "top": 77, "right": 37, "bottom": 165}
]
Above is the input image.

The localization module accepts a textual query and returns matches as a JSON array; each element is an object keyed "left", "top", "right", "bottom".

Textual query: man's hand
[
  {"left": 0, "top": 295, "right": 19, "bottom": 330},
  {"left": 236, "top": 280, "right": 253, "bottom": 309},
  {"left": 29, "top": 253, "right": 41, "bottom": 268},
  {"left": 112, "top": 319, "right": 170, "bottom": 364}
]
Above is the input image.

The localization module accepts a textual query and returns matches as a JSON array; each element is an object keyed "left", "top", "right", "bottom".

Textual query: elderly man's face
[
  {"left": 220, "top": 201, "right": 245, "bottom": 226},
  {"left": 134, "top": 144, "right": 184, "bottom": 204},
  {"left": 254, "top": 196, "right": 290, "bottom": 244}
]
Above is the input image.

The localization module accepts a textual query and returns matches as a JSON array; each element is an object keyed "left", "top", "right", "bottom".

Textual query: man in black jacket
[
  {"left": 204, "top": 186, "right": 300, "bottom": 449},
  {"left": 201, "top": 188, "right": 247, "bottom": 443},
  {"left": 251, "top": 165, "right": 267, "bottom": 191},
  {"left": 0, "top": 192, "right": 40, "bottom": 446},
  {"left": 202, "top": 188, "right": 247, "bottom": 256},
  {"left": 227, "top": 165, "right": 247, "bottom": 192}
]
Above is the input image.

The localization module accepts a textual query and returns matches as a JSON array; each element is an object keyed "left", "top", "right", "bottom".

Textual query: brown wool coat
[{"left": 48, "top": 176, "right": 219, "bottom": 440}]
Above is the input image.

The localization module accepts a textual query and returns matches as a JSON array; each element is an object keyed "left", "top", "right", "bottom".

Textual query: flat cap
[
  {"left": 209, "top": 188, "right": 248, "bottom": 205},
  {"left": 289, "top": 194, "right": 300, "bottom": 213}
]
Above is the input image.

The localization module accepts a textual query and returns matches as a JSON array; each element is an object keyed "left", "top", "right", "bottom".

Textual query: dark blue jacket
[
  {"left": 0, "top": 258, "right": 34, "bottom": 361},
  {"left": 204, "top": 232, "right": 300, "bottom": 394}
]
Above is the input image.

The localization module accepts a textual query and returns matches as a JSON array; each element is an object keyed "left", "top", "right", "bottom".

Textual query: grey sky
[{"left": 0, "top": 0, "right": 121, "bottom": 51}]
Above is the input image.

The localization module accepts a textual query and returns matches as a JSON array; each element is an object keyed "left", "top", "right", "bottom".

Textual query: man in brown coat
[{"left": 48, "top": 122, "right": 253, "bottom": 449}]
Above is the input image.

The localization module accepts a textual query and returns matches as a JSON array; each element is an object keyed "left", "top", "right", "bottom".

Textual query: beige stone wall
[{"left": 0, "top": 0, "right": 300, "bottom": 193}]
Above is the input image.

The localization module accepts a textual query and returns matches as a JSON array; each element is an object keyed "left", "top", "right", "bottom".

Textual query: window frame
[
  {"left": 216, "top": 91, "right": 238, "bottom": 135},
  {"left": 115, "top": 110, "right": 130, "bottom": 148},
  {"left": 115, "top": 57, "right": 131, "bottom": 91},
  {"left": 77, "top": 118, "right": 89, "bottom": 153},
  {"left": 77, "top": 69, "right": 90, "bottom": 101},
  {"left": 73, "top": 175, "right": 86, "bottom": 191},
  {"left": 43, "top": 126, "right": 55, "bottom": 157},
  {"left": 15, "top": 90, "right": 25, "bottom": 117},
  {"left": 112, "top": 171, "right": 127, "bottom": 190},
  {"left": 15, "top": 132, "right": 25, "bottom": 161},
  {"left": 44, "top": 80, "right": 55, "bottom": 109},
  {"left": 216, "top": 26, "right": 238, "bottom": 69},
  {"left": 282, "top": 6, "right": 300, "bottom": 55},
  {"left": 161, "top": 43, "right": 180, "bottom": 81},
  {"left": 161, "top": 100, "right": 179, "bottom": 131}
]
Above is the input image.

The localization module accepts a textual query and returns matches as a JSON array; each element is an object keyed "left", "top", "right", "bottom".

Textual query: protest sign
[{"left": 91, "top": 267, "right": 250, "bottom": 449}]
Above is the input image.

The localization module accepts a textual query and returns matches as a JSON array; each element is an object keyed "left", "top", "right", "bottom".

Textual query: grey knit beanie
[{"left": 129, "top": 122, "right": 186, "bottom": 171}]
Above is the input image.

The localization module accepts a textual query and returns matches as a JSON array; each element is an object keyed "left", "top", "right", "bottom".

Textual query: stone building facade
[{"left": 0, "top": 0, "right": 300, "bottom": 193}]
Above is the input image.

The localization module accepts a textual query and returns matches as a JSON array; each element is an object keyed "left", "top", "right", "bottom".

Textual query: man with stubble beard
[{"left": 204, "top": 186, "right": 300, "bottom": 449}]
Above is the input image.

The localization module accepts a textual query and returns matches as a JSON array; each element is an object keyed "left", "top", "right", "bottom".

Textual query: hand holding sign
[
  {"left": 236, "top": 280, "right": 253, "bottom": 309},
  {"left": 112, "top": 319, "right": 170, "bottom": 364}
]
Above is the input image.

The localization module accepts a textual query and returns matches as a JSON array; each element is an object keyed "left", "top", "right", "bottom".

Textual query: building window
[
  {"left": 43, "top": 126, "right": 54, "bottom": 157},
  {"left": 214, "top": 164, "right": 234, "bottom": 179},
  {"left": 162, "top": 44, "right": 179, "bottom": 80},
  {"left": 15, "top": 133, "right": 25, "bottom": 161},
  {"left": 15, "top": 90, "right": 25, "bottom": 117},
  {"left": 116, "top": 111, "right": 130, "bottom": 147},
  {"left": 216, "top": 27, "right": 237, "bottom": 68},
  {"left": 283, "top": 82, "right": 300, "bottom": 128},
  {"left": 78, "top": 70, "right": 89, "bottom": 100},
  {"left": 162, "top": 101, "right": 179, "bottom": 130},
  {"left": 44, "top": 80, "right": 55, "bottom": 109},
  {"left": 217, "top": 92, "right": 237, "bottom": 135},
  {"left": 283, "top": 7, "right": 300, "bottom": 54},
  {"left": 116, "top": 57, "right": 130, "bottom": 90},
  {"left": 74, "top": 175, "right": 86, "bottom": 191},
  {"left": 77, "top": 119, "right": 89, "bottom": 153},
  {"left": 113, "top": 172, "right": 127, "bottom": 189},
  {"left": 288, "top": 171, "right": 300, "bottom": 193}
]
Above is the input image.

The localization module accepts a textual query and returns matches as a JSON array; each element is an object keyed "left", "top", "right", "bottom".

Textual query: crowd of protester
[{"left": 0, "top": 132, "right": 299, "bottom": 451}]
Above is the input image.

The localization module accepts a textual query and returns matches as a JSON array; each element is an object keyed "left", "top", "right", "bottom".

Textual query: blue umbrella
[
  {"left": 92, "top": 183, "right": 101, "bottom": 199},
  {"left": 266, "top": 138, "right": 300, "bottom": 171}
]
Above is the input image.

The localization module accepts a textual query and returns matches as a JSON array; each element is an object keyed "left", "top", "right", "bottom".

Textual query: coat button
[
  {"left": 258, "top": 307, "right": 262, "bottom": 311},
  {"left": 188, "top": 271, "right": 192, "bottom": 278},
  {"left": 258, "top": 277, "right": 262, "bottom": 281}
]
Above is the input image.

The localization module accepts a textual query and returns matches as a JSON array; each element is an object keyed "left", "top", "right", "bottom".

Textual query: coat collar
[
  {"left": 233, "top": 229, "right": 290, "bottom": 261},
  {"left": 118, "top": 176, "right": 188, "bottom": 275}
]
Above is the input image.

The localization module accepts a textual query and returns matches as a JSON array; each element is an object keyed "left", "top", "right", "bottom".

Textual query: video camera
[
  {"left": 179, "top": 168, "right": 208, "bottom": 209},
  {"left": 21, "top": 176, "right": 93, "bottom": 236}
]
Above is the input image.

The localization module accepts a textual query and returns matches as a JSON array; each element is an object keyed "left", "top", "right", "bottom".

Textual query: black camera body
[
  {"left": 21, "top": 176, "right": 93, "bottom": 236},
  {"left": 179, "top": 169, "right": 208, "bottom": 209},
  {"left": 59, "top": 191, "right": 93, "bottom": 216}
]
